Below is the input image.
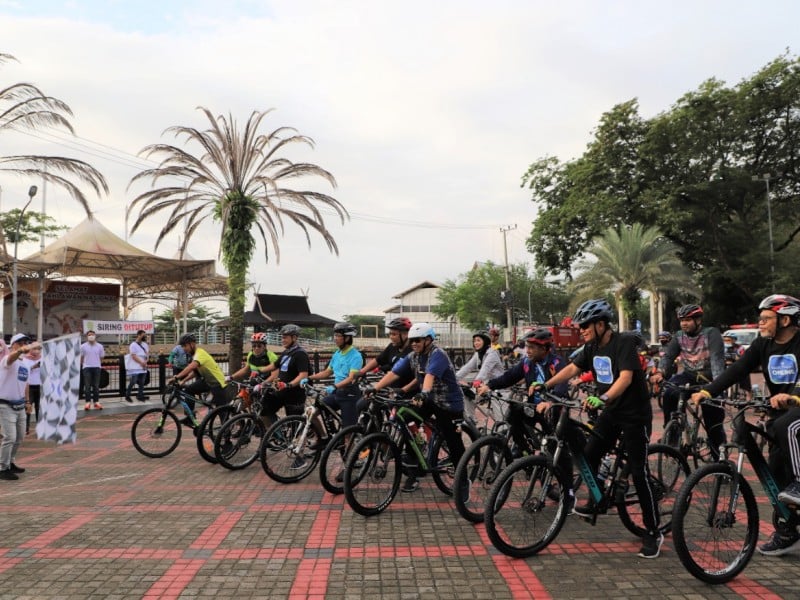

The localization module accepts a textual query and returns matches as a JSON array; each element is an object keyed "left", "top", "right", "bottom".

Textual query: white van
[{"left": 722, "top": 326, "right": 759, "bottom": 350}]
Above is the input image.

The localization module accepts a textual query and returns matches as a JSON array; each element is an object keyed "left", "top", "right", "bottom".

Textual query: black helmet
[
  {"left": 280, "top": 323, "right": 301, "bottom": 336},
  {"left": 523, "top": 328, "right": 553, "bottom": 346},
  {"left": 573, "top": 299, "right": 613, "bottom": 327},
  {"left": 676, "top": 304, "right": 703, "bottom": 319},
  {"left": 387, "top": 317, "right": 412, "bottom": 331},
  {"left": 179, "top": 333, "right": 196, "bottom": 346},
  {"left": 333, "top": 321, "right": 358, "bottom": 337},
  {"left": 472, "top": 331, "right": 491, "bottom": 347}
]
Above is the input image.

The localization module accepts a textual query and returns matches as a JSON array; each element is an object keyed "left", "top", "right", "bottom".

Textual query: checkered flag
[{"left": 37, "top": 332, "right": 81, "bottom": 444}]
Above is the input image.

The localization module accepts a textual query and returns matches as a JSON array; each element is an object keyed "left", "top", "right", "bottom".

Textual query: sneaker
[
  {"left": 9, "top": 463, "right": 25, "bottom": 474},
  {"left": 401, "top": 476, "right": 419, "bottom": 493},
  {"left": 757, "top": 530, "right": 800, "bottom": 556},
  {"left": 777, "top": 480, "right": 800, "bottom": 506},
  {"left": 85, "top": 402, "right": 92, "bottom": 410},
  {"left": 0, "top": 469, "right": 19, "bottom": 481},
  {"left": 94, "top": 402, "right": 103, "bottom": 410},
  {"left": 125, "top": 396, "right": 134, "bottom": 403},
  {"left": 638, "top": 531, "right": 664, "bottom": 559},
  {"left": 290, "top": 456, "right": 308, "bottom": 470}
]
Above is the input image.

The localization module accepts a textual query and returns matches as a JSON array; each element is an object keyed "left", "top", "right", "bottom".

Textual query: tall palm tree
[
  {"left": 128, "top": 107, "right": 347, "bottom": 368},
  {"left": 0, "top": 53, "right": 108, "bottom": 213},
  {"left": 569, "top": 223, "right": 699, "bottom": 329}
]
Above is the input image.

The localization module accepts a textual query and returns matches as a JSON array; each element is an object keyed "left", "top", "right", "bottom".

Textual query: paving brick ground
[{"left": 0, "top": 396, "right": 798, "bottom": 599}]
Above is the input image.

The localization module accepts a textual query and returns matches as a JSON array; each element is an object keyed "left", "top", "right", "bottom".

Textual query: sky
[{"left": 1, "top": 0, "right": 799, "bottom": 323}]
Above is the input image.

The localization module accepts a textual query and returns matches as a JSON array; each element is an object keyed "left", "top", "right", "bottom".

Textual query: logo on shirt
[
  {"left": 593, "top": 356, "right": 614, "bottom": 385},
  {"left": 767, "top": 354, "right": 799, "bottom": 385}
]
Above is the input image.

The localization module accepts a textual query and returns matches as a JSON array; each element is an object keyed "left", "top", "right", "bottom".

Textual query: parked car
[{"left": 723, "top": 325, "right": 759, "bottom": 350}]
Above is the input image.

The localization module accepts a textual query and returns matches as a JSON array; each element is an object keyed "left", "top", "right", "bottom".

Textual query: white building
[{"left": 384, "top": 281, "right": 473, "bottom": 347}]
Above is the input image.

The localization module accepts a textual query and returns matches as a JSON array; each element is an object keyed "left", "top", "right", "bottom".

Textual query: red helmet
[
  {"left": 387, "top": 317, "right": 412, "bottom": 331},
  {"left": 251, "top": 332, "right": 268, "bottom": 344},
  {"left": 676, "top": 304, "right": 703, "bottom": 319},
  {"left": 523, "top": 328, "right": 553, "bottom": 347}
]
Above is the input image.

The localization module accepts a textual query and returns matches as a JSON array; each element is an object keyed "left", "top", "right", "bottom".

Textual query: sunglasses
[{"left": 409, "top": 338, "right": 425, "bottom": 343}]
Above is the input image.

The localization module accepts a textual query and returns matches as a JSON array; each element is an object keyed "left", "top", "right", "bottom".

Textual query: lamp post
[
  {"left": 751, "top": 173, "right": 778, "bottom": 292},
  {"left": 527, "top": 280, "right": 536, "bottom": 324},
  {"left": 12, "top": 185, "right": 38, "bottom": 335}
]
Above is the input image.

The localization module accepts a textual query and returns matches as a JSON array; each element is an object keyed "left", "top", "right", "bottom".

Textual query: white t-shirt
[
  {"left": 21, "top": 356, "right": 41, "bottom": 386},
  {"left": 127, "top": 340, "right": 149, "bottom": 375},
  {"left": 0, "top": 354, "right": 30, "bottom": 403}
]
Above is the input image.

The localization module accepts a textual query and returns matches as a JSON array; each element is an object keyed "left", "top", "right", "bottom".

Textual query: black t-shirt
[
  {"left": 375, "top": 342, "right": 414, "bottom": 388},
  {"left": 573, "top": 331, "right": 651, "bottom": 425},
  {"left": 276, "top": 345, "right": 310, "bottom": 404}
]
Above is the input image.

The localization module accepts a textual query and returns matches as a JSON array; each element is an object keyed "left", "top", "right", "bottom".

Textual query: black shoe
[
  {"left": 9, "top": 463, "right": 25, "bottom": 474},
  {"left": 638, "top": 531, "right": 664, "bottom": 559},
  {"left": 137, "top": 396, "right": 148, "bottom": 402},
  {"left": 0, "top": 469, "right": 19, "bottom": 481},
  {"left": 401, "top": 476, "right": 419, "bottom": 493},
  {"left": 125, "top": 396, "right": 134, "bottom": 403},
  {"left": 757, "top": 530, "right": 800, "bottom": 556}
]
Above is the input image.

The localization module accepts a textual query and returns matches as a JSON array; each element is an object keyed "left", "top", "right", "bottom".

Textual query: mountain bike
[
  {"left": 484, "top": 392, "right": 690, "bottom": 558},
  {"left": 196, "top": 378, "right": 264, "bottom": 464},
  {"left": 210, "top": 380, "right": 270, "bottom": 470},
  {"left": 672, "top": 396, "right": 799, "bottom": 584},
  {"left": 661, "top": 382, "right": 716, "bottom": 468},
  {"left": 131, "top": 383, "right": 215, "bottom": 458},
  {"left": 342, "top": 396, "right": 479, "bottom": 516}
]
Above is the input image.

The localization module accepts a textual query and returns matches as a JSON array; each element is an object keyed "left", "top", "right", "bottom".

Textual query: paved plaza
[{"left": 0, "top": 398, "right": 798, "bottom": 599}]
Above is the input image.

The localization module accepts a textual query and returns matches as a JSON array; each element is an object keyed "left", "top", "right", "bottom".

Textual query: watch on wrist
[{"left": 600, "top": 394, "right": 609, "bottom": 403}]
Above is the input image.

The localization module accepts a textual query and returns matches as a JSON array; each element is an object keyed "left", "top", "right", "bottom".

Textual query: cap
[{"left": 10, "top": 333, "right": 30, "bottom": 345}]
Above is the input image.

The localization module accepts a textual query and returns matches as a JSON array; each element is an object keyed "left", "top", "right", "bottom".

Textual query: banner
[
  {"left": 37, "top": 332, "right": 81, "bottom": 444},
  {"left": 82, "top": 320, "right": 154, "bottom": 335}
]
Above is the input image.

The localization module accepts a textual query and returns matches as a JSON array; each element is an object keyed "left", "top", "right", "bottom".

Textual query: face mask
[
  {"left": 87, "top": 335, "right": 96, "bottom": 342},
  {"left": 724, "top": 343, "right": 732, "bottom": 350}
]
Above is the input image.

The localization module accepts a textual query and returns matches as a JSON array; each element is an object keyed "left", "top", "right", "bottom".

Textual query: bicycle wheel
[
  {"left": 484, "top": 454, "right": 570, "bottom": 558},
  {"left": 343, "top": 432, "right": 401, "bottom": 517},
  {"left": 431, "top": 421, "right": 479, "bottom": 496},
  {"left": 319, "top": 424, "right": 364, "bottom": 495},
  {"left": 196, "top": 405, "right": 236, "bottom": 464},
  {"left": 661, "top": 418, "right": 683, "bottom": 451},
  {"left": 453, "top": 435, "right": 512, "bottom": 523},
  {"left": 672, "top": 462, "right": 759, "bottom": 584},
  {"left": 259, "top": 415, "right": 318, "bottom": 483},
  {"left": 131, "top": 408, "right": 181, "bottom": 458},
  {"left": 617, "top": 443, "right": 690, "bottom": 537},
  {"left": 214, "top": 413, "right": 265, "bottom": 470}
]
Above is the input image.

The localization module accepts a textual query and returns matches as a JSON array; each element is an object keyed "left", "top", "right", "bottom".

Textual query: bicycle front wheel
[
  {"left": 617, "top": 443, "right": 690, "bottom": 537},
  {"left": 196, "top": 405, "right": 236, "bottom": 464},
  {"left": 453, "top": 435, "right": 512, "bottom": 523},
  {"left": 661, "top": 418, "right": 683, "bottom": 452},
  {"left": 319, "top": 424, "right": 364, "bottom": 495},
  {"left": 259, "top": 415, "right": 318, "bottom": 483},
  {"left": 214, "top": 413, "right": 265, "bottom": 470},
  {"left": 672, "top": 462, "right": 759, "bottom": 584},
  {"left": 131, "top": 408, "right": 181, "bottom": 458},
  {"left": 343, "top": 432, "right": 401, "bottom": 517},
  {"left": 484, "top": 455, "right": 569, "bottom": 558}
]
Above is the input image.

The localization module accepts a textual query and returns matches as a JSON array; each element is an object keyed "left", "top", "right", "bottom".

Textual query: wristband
[
  {"left": 790, "top": 395, "right": 800, "bottom": 406},
  {"left": 699, "top": 389, "right": 712, "bottom": 399}
]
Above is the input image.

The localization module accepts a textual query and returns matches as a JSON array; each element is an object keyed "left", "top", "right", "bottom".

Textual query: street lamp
[
  {"left": 751, "top": 173, "right": 779, "bottom": 292},
  {"left": 527, "top": 280, "right": 537, "bottom": 324},
  {"left": 12, "top": 185, "right": 38, "bottom": 335}
]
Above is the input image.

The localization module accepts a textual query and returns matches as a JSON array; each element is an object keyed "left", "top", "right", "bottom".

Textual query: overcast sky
[{"left": 1, "top": 1, "right": 798, "bottom": 323}]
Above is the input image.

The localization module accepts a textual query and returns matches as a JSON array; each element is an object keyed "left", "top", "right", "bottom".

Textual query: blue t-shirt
[
  {"left": 393, "top": 346, "right": 464, "bottom": 412},
  {"left": 329, "top": 346, "right": 363, "bottom": 384}
]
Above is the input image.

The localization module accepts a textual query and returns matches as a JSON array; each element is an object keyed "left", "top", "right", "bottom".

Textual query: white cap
[{"left": 10, "top": 333, "right": 30, "bottom": 345}]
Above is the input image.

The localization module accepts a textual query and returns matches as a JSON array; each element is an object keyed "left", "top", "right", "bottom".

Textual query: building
[{"left": 383, "top": 281, "right": 472, "bottom": 347}]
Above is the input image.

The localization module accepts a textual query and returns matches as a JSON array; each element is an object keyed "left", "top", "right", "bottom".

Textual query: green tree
[
  {"left": 0, "top": 53, "right": 107, "bottom": 211},
  {"left": 343, "top": 314, "right": 386, "bottom": 337},
  {"left": 128, "top": 108, "right": 347, "bottom": 369},
  {"left": 0, "top": 210, "right": 67, "bottom": 245},
  {"left": 568, "top": 224, "right": 699, "bottom": 329}
]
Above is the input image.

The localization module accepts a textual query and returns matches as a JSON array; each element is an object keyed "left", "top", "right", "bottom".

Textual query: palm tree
[
  {"left": 128, "top": 107, "right": 347, "bottom": 368},
  {"left": 0, "top": 53, "right": 108, "bottom": 212},
  {"left": 569, "top": 223, "right": 699, "bottom": 329}
]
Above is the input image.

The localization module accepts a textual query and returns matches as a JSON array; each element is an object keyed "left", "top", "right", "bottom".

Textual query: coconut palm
[
  {"left": 0, "top": 53, "right": 108, "bottom": 212},
  {"left": 569, "top": 223, "right": 699, "bottom": 329},
  {"left": 128, "top": 107, "right": 347, "bottom": 368}
]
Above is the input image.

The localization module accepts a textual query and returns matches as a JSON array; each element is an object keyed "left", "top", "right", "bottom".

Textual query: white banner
[
  {"left": 37, "top": 332, "right": 81, "bottom": 444},
  {"left": 82, "top": 320, "right": 154, "bottom": 335}
]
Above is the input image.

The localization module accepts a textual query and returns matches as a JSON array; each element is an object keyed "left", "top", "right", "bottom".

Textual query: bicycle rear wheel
[
  {"left": 214, "top": 413, "right": 265, "bottom": 470},
  {"left": 453, "top": 435, "right": 512, "bottom": 523},
  {"left": 617, "top": 443, "right": 690, "bottom": 537},
  {"left": 196, "top": 405, "right": 236, "bottom": 464},
  {"left": 259, "top": 415, "right": 319, "bottom": 483},
  {"left": 319, "top": 424, "right": 364, "bottom": 495},
  {"left": 485, "top": 455, "right": 569, "bottom": 558},
  {"left": 672, "top": 462, "right": 759, "bottom": 584},
  {"left": 131, "top": 408, "right": 181, "bottom": 458},
  {"left": 431, "top": 421, "right": 479, "bottom": 496},
  {"left": 343, "top": 432, "right": 401, "bottom": 517}
]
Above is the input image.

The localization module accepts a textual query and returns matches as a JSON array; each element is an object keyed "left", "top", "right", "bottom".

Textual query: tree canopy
[{"left": 523, "top": 52, "right": 800, "bottom": 325}]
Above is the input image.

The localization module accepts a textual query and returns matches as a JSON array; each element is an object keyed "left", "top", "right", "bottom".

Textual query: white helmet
[{"left": 408, "top": 322, "right": 435, "bottom": 340}]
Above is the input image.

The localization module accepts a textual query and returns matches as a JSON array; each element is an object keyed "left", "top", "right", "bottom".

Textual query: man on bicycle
[
  {"left": 229, "top": 332, "right": 279, "bottom": 381},
  {"left": 535, "top": 299, "right": 662, "bottom": 558},
  {"left": 357, "top": 317, "right": 414, "bottom": 388},
  {"left": 651, "top": 304, "right": 727, "bottom": 456},
  {"left": 170, "top": 334, "right": 232, "bottom": 422},
  {"left": 691, "top": 294, "right": 800, "bottom": 556},
  {"left": 261, "top": 324, "right": 310, "bottom": 424}
]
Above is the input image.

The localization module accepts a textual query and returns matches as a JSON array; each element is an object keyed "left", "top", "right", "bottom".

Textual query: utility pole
[{"left": 499, "top": 225, "right": 516, "bottom": 337}]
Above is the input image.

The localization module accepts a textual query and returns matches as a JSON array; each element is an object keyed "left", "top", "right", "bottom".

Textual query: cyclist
[
  {"left": 302, "top": 322, "right": 363, "bottom": 449},
  {"left": 534, "top": 299, "right": 662, "bottom": 558},
  {"left": 650, "top": 304, "right": 726, "bottom": 455},
  {"left": 357, "top": 317, "right": 413, "bottom": 382},
  {"left": 690, "top": 294, "right": 800, "bottom": 555},
  {"left": 229, "top": 332, "right": 279, "bottom": 381},
  {"left": 366, "top": 322, "right": 466, "bottom": 493},
  {"left": 657, "top": 330, "right": 672, "bottom": 353},
  {"left": 169, "top": 334, "right": 232, "bottom": 422},
  {"left": 488, "top": 327, "right": 502, "bottom": 352},
  {"left": 456, "top": 331, "right": 505, "bottom": 389},
  {"left": 722, "top": 332, "right": 752, "bottom": 400},
  {"left": 261, "top": 324, "right": 310, "bottom": 425}
]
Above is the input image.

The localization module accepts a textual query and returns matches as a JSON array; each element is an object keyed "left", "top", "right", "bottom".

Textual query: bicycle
[
  {"left": 257, "top": 384, "right": 343, "bottom": 484},
  {"left": 671, "top": 395, "right": 799, "bottom": 584},
  {"left": 131, "top": 383, "right": 215, "bottom": 458},
  {"left": 661, "top": 382, "right": 717, "bottom": 468},
  {"left": 484, "top": 391, "right": 690, "bottom": 558},
  {"left": 210, "top": 379, "right": 269, "bottom": 470},
  {"left": 342, "top": 396, "right": 479, "bottom": 517},
  {"left": 196, "top": 378, "right": 264, "bottom": 464}
]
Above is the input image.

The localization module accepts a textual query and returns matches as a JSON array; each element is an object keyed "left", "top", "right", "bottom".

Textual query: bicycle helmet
[
  {"left": 280, "top": 323, "right": 301, "bottom": 336},
  {"left": 523, "top": 328, "right": 553, "bottom": 346},
  {"left": 179, "top": 333, "right": 196, "bottom": 346},
  {"left": 657, "top": 330, "right": 672, "bottom": 341},
  {"left": 573, "top": 299, "right": 614, "bottom": 327},
  {"left": 676, "top": 304, "right": 703, "bottom": 319},
  {"left": 333, "top": 321, "right": 358, "bottom": 337},
  {"left": 251, "top": 332, "right": 268, "bottom": 344},
  {"left": 408, "top": 322, "right": 435, "bottom": 340},
  {"left": 758, "top": 294, "right": 800, "bottom": 319},
  {"left": 387, "top": 317, "right": 412, "bottom": 331},
  {"left": 722, "top": 332, "right": 738, "bottom": 341},
  {"left": 488, "top": 327, "right": 500, "bottom": 337},
  {"left": 472, "top": 330, "right": 491, "bottom": 347}
]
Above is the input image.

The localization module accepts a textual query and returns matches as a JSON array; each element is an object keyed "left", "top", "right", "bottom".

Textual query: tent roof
[{"left": 217, "top": 294, "right": 337, "bottom": 329}]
